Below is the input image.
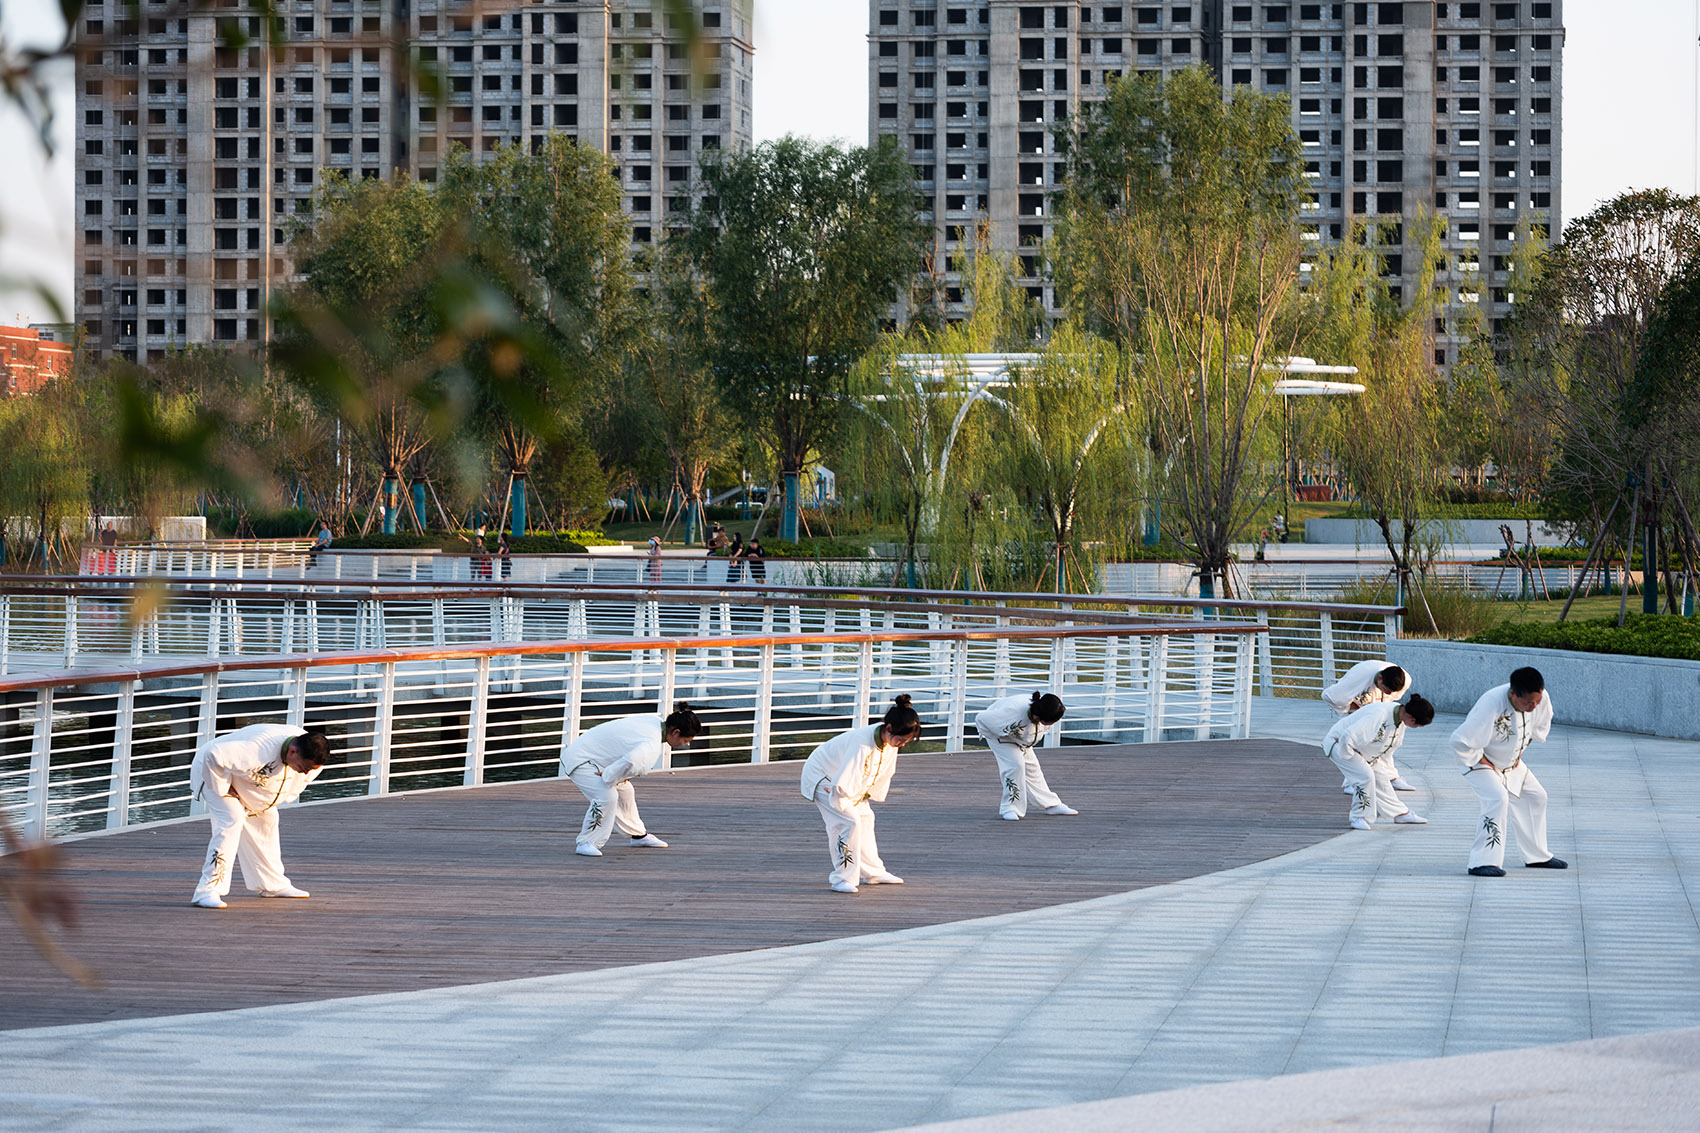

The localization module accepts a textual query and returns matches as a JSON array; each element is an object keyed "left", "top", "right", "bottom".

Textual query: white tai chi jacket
[
  {"left": 975, "top": 694, "right": 1051, "bottom": 750},
  {"left": 1324, "top": 702, "right": 1408, "bottom": 764},
  {"left": 800, "top": 724, "right": 899, "bottom": 804},
  {"left": 1450, "top": 684, "right": 1554, "bottom": 771},
  {"left": 562, "top": 715, "right": 670, "bottom": 787},
  {"left": 1322, "top": 659, "right": 1404, "bottom": 715},
  {"left": 195, "top": 723, "right": 320, "bottom": 814}
]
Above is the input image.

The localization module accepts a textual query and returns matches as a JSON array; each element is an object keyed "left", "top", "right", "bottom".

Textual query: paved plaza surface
[{"left": 2, "top": 699, "right": 1700, "bottom": 1129}]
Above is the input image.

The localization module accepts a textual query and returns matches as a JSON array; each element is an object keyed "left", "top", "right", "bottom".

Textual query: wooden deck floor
[{"left": 2, "top": 739, "right": 1341, "bottom": 1031}]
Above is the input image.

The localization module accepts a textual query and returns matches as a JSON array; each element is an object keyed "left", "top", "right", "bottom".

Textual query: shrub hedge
[{"left": 1467, "top": 614, "right": 1700, "bottom": 661}]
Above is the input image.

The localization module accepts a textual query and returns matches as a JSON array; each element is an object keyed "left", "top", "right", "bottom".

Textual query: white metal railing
[
  {"left": 0, "top": 578, "right": 1399, "bottom": 700},
  {"left": 0, "top": 618, "right": 1263, "bottom": 841},
  {"left": 80, "top": 544, "right": 1607, "bottom": 601}
]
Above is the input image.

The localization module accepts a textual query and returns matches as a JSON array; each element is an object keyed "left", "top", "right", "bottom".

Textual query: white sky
[{"left": 2, "top": 0, "right": 1697, "bottom": 324}]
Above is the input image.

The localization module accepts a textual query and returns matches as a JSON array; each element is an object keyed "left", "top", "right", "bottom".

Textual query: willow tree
[
  {"left": 0, "top": 382, "right": 88, "bottom": 569},
  {"left": 1311, "top": 217, "right": 1448, "bottom": 615},
  {"left": 685, "top": 135, "right": 928, "bottom": 541},
  {"left": 847, "top": 238, "right": 1040, "bottom": 586},
  {"left": 1055, "top": 67, "right": 1308, "bottom": 597},
  {"left": 994, "top": 326, "right": 1137, "bottom": 593}
]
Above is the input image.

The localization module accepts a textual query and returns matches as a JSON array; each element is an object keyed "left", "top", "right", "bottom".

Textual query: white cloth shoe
[
  {"left": 1044, "top": 804, "right": 1079, "bottom": 816},
  {"left": 1393, "top": 812, "right": 1428, "bottom": 824},
  {"left": 630, "top": 834, "right": 668, "bottom": 848},
  {"left": 1392, "top": 778, "right": 1416, "bottom": 791},
  {"left": 191, "top": 895, "right": 227, "bottom": 909},
  {"left": 999, "top": 811, "right": 1021, "bottom": 821},
  {"left": 830, "top": 881, "right": 859, "bottom": 893},
  {"left": 575, "top": 844, "right": 603, "bottom": 857},
  {"left": 259, "top": 885, "right": 310, "bottom": 898},
  {"left": 1349, "top": 817, "right": 1372, "bottom": 830},
  {"left": 863, "top": 872, "right": 904, "bottom": 885}
]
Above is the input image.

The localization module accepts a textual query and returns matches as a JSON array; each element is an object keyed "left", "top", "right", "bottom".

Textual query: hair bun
[
  {"left": 892, "top": 694, "right": 913, "bottom": 708},
  {"left": 673, "top": 700, "right": 692, "bottom": 713}
]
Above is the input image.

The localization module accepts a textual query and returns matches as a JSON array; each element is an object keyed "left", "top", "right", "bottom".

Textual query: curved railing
[
  {"left": 0, "top": 575, "right": 1400, "bottom": 701},
  {"left": 0, "top": 616, "right": 1265, "bottom": 841}
]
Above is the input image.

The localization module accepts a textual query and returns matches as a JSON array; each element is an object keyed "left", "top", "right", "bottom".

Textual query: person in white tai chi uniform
[
  {"left": 1323, "top": 660, "right": 1416, "bottom": 792},
  {"left": 189, "top": 723, "right": 331, "bottom": 909},
  {"left": 1451, "top": 666, "right": 1567, "bottom": 877},
  {"left": 564, "top": 702, "right": 702, "bottom": 857},
  {"left": 974, "top": 691, "right": 1078, "bottom": 821},
  {"left": 800, "top": 695, "right": 922, "bottom": 893},
  {"left": 1323, "top": 695, "right": 1434, "bottom": 829}
]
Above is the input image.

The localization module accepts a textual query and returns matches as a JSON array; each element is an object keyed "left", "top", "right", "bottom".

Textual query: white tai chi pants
[
  {"left": 810, "top": 779, "right": 888, "bottom": 888},
  {"left": 1325, "top": 744, "right": 1407, "bottom": 826},
  {"left": 190, "top": 760, "right": 294, "bottom": 902},
  {"left": 1465, "top": 763, "right": 1551, "bottom": 869},
  {"left": 979, "top": 732, "right": 1064, "bottom": 818},
  {"left": 569, "top": 765, "right": 647, "bottom": 849},
  {"left": 1343, "top": 754, "right": 1404, "bottom": 791}
]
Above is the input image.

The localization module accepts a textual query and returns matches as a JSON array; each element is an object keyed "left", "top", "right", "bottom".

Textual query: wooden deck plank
[{"left": 1, "top": 739, "right": 1341, "bottom": 1031}]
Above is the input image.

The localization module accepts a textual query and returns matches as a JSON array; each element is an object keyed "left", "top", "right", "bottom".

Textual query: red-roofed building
[{"left": 0, "top": 325, "right": 75, "bottom": 397}]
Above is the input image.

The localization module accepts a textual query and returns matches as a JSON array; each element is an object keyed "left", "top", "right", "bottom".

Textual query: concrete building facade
[
  {"left": 869, "top": 1, "right": 1563, "bottom": 363},
  {"left": 74, "top": 0, "right": 754, "bottom": 364}
]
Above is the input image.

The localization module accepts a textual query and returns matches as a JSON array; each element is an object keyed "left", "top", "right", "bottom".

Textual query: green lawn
[{"left": 1483, "top": 592, "right": 1678, "bottom": 625}]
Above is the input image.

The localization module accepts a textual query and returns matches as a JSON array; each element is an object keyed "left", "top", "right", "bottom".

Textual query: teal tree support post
[
  {"left": 781, "top": 470, "right": 801, "bottom": 543},
  {"left": 411, "top": 482, "right": 427, "bottom": 532},
  {"left": 685, "top": 498, "right": 699, "bottom": 547},
  {"left": 510, "top": 474, "right": 527, "bottom": 538},
  {"left": 382, "top": 473, "right": 398, "bottom": 534}
]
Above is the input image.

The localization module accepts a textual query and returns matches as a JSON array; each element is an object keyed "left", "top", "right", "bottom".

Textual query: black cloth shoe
[
  {"left": 1468, "top": 865, "right": 1507, "bottom": 877},
  {"left": 1526, "top": 857, "right": 1569, "bottom": 869}
]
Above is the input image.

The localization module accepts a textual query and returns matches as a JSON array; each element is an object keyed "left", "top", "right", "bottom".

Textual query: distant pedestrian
[
  {"left": 745, "top": 538, "right": 766, "bottom": 584},
  {"left": 497, "top": 531, "right": 512, "bottom": 579},
  {"left": 189, "top": 724, "right": 331, "bottom": 908},
  {"left": 647, "top": 535, "right": 663, "bottom": 583},
  {"left": 1451, "top": 667, "right": 1567, "bottom": 877},
  {"left": 800, "top": 695, "right": 922, "bottom": 893},
  {"left": 975, "top": 692, "right": 1077, "bottom": 821},
  {"left": 308, "top": 520, "right": 332, "bottom": 567},
  {"left": 726, "top": 533, "right": 745, "bottom": 582}
]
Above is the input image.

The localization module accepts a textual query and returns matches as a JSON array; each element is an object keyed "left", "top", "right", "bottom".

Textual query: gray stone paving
[{"left": 2, "top": 699, "right": 1699, "bottom": 1131}]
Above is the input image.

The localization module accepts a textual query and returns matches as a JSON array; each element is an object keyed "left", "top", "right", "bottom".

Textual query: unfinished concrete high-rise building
[
  {"left": 74, "top": 0, "right": 755, "bottom": 363},
  {"left": 869, "top": 1, "right": 1563, "bottom": 363}
]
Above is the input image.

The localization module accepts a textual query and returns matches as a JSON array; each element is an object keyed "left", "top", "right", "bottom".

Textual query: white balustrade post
[
  {"left": 1195, "top": 630, "right": 1216, "bottom": 741},
  {"left": 1046, "top": 637, "right": 1065, "bottom": 747},
  {"left": 1384, "top": 612, "right": 1398, "bottom": 647},
  {"left": 281, "top": 599, "right": 295, "bottom": 654},
  {"left": 821, "top": 609, "right": 837, "bottom": 674},
  {"left": 789, "top": 603, "right": 803, "bottom": 666},
  {"left": 464, "top": 655, "right": 490, "bottom": 787},
  {"left": 946, "top": 638, "right": 969, "bottom": 752},
  {"left": 206, "top": 596, "right": 221, "bottom": 657},
  {"left": 753, "top": 643, "right": 775, "bottom": 763},
  {"left": 368, "top": 661, "right": 396, "bottom": 795},
  {"left": 720, "top": 600, "right": 733, "bottom": 668},
  {"left": 563, "top": 650, "right": 585, "bottom": 757},
  {"left": 856, "top": 640, "right": 874, "bottom": 732},
  {"left": 1237, "top": 630, "right": 1255, "bottom": 739},
  {"left": 287, "top": 661, "right": 308, "bottom": 728},
  {"left": 1257, "top": 609, "right": 1274, "bottom": 697},
  {"left": 25, "top": 686, "right": 53, "bottom": 839},
  {"left": 658, "top": 649, "right": 677, "bottom": 770},
  {"left": 1, "top": 593, "right": 11, "bottom": 674},
  {"left": 1319, "top": 611, "right": 1336, "bottom": 686},
  {"left": 1099, "top": 634, "right": 1119, "bottom": 733},
  {"left": 188, "top": 671, "right": 217, "bottom": 815},
  {"left": 107, "top": 683, "right": 136, "bottom": 830},
  {"left": 63, "top": 595, "right": 78, "bottom": 669},
  {"left": 1143, "top": 635, "right": 1168, "bottom": 743}
]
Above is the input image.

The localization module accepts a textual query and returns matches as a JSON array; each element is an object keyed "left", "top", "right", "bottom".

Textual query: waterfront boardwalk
[
  {"left": 4, "top": 701, "right": 1700, "bottom": 1129},
  {"left": 3, "top": 740, "right": 1336, "bottom": 1030}
]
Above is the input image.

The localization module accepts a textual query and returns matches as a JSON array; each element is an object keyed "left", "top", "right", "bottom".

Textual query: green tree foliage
[
  {"left": 685, "top": 135, "right": 929, "bottom": 540},
  {"left": 0, "top": 382, "right": 88, "bottom": 569},
  {"left": 1055, "top": 67, "right": 1309, "bottom": 596},
  {"left": 1311, "top": 217, "right": 1448, "bottom": 611},
  {"left": 440, "top": 138, "right": 634, "bottom": 533}
]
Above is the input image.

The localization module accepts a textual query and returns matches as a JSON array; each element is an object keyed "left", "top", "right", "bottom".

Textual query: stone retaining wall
[{"left": 1387, "top": 638, "right": 1700, "bottom": 740}]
